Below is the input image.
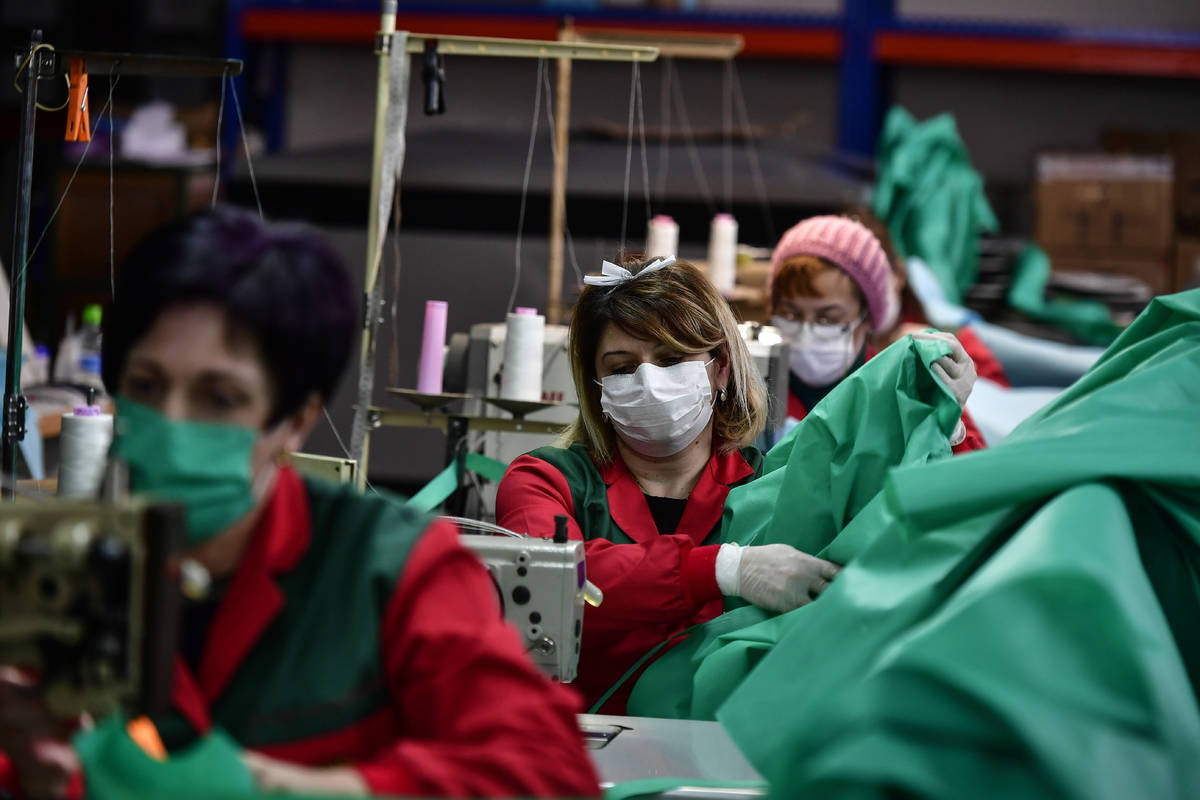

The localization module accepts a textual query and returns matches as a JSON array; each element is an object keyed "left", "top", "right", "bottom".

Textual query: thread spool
[
  {"left": 417, "top": 300, "right": 448, "bottom": 395},
  {"left": 645, "top": 215, "right": 679, "bottom": 260},
  {"left": 707, "top": 213, "right": 738, "bottom": 294},
  {"left": 500, "top": 307, "right": 545, "bottom": 402},
  {"left": 58, "top": 405, "right": 113, "bottom": 499}
]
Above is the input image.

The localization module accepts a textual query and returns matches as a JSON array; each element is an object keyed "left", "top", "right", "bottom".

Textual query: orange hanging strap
[{"left": 65, "top": 58, "right": 90, "bottom": 142}]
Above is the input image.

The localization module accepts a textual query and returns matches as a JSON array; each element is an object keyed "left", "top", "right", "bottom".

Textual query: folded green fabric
[
  {"left": 1007, "top": 243, "right": 1125, "bottom": 346},
  {"left": 626, "top": 334, "right": 962, "bottom": 719},
  {"left": 714, "top": 289, "right": 1200, "bottom": 799},
  {"left": 873, "top": 106, "right": 999, "bottom": 304},
  {"left": 75, "top": 715, "right": 255, "bottom": 800}
]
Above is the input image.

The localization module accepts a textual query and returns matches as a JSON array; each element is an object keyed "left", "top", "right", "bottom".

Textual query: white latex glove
[
  {"left": 912, "top": 330, "right": 977, "bottom": 408},
  {"left": 716, "top": 543, "right": 841, "bottom": 613}
]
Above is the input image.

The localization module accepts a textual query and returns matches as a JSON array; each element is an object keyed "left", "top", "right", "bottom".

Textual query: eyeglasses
[{"left": 771, "top": 313, "right": 866, "bottom": 342}]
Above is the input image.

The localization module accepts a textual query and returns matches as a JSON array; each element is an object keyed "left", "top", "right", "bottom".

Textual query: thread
[
  {"left": 645, "top": 215, "right": 679, "bottom": 260},
  {"left": 707, "top": 213, "right": 738, "bottom": 294},
  {"left": 416, "top": 300, "right": 448, "bottom": 394},
  {"left": 500, "top": 309, "right": 545, "bottom": 402},
  {"left": 58, "top": 405, "right": 113, "bottom": 499}
]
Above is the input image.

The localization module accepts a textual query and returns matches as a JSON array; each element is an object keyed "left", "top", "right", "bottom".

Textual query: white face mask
[
  {"left": 598, "top": 359, "right": 715, "bottom": 458},
  {"left": 772, "top": 316, "right": 863, "bottom": 388}
]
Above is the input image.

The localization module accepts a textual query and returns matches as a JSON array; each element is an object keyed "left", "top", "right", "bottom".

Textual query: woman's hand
[
  {"left": 717, "top": 543, "right": 842, "bottom": 613},
  {"left": 243, "top": 751, "right": 369, "bottom": 795},
  {"left": 912, "top": 330, "right": 977, "bottom": 408},
  {"left": 0, "top": 667, "right": 81, "bottom": 800}
]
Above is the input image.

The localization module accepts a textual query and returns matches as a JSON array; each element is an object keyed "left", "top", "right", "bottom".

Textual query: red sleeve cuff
[{"left": 681, "top": 544, "right": 723, "bottom": 606}]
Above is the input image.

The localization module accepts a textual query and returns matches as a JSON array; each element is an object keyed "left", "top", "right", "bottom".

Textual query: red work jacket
[{"left": 496, "top": 444, "right": 761, "bottom": 714}]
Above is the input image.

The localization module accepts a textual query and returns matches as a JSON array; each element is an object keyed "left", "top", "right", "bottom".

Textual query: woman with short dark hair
[{"left": 0, "top": 207, "right": 600, "bottom": 798}]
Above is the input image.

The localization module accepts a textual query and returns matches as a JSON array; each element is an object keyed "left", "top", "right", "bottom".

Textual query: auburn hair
[
  {"left": 563, "top": 257, "right": 767, "bottom": 463},
  {"left": 770, "top": 255, "right": 866, "bottom": 311}
]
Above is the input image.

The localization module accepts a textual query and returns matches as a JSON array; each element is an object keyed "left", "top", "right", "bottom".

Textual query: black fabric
[
  {"left": 178, "top": 579, "right": 228, "bottom": 675},
  {"left": 643, "top": 494, "right": 690, "bottom": 536}
]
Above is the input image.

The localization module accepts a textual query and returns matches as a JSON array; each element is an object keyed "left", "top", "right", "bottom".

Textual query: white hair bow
[{"left": 583, "top": 255, "right": 676, "bottom": 287}]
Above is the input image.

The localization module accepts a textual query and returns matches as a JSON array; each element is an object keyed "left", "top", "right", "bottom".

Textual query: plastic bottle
[
  {"left": 53, "top": 315, "right": 80, "bottom": 384},
  {"left": 26, "top": 344, "right": 50, "bottom": 386},
  {"left": 76, "top": 304, "right": 105, "bottom": 392}
]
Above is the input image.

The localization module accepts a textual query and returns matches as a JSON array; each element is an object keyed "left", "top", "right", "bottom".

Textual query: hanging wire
[
  {"left": 211, "top": 68, "right": 228, "bottom": 207},
  {"left": 654, "top": 57, "right": 673, "bottom": 211},
  {"left": 12, "top": 43, "right": 70, "bottom": 112},
  {"left": 618, "top": 60, "right": 639, "bottom": 258},
  {"left": 26, "top": 71, "right": 121, "bottom": 273},
  {"left": 722, "top": 59, "right": 734, "bottom": 214},
  {"left": 730, "top": 61, "right": 776, "bottom": 242},
  {"left": 508, "top": 58, "right": 546, "bottom": 314},
  {"left": 229, "top": 77, "right": 263, "bottom": 219},
  {"left": 634, "top": 62, "right": 652, "bottom": 227},
  {"left": 668, "top": 59, "right": 716, "bottom": 214},
  {"left": 107, "top": 63, "right": 118, "bottom": 297},
  {"left": 539, "top": 58, "right": 583, "bottom": 287}
]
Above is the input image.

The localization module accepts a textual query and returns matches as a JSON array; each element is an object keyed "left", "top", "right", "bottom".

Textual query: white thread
[
  {"left": 669, "top": 59, "right": 715, "bottom": 214},
  {"left": 731, "top": 62, "right": 774, "bottom": 241},
  {"left": 229, "top": 77, "right": 263, "bottom": 219},
  {"left": 57, "top": 410, "right": 113, "bottom": 499},
  {"left": 500, "top": 311, "right": 545, "bottom": 402},
  {"left": 211, "top": 69, "right": 227, "bottom": 207},
  {"left": 618, "top": 61, "right": 638, "bottom": 257},
  {"left": 509, "top": 58, "right": 545, "bottom": 314}
]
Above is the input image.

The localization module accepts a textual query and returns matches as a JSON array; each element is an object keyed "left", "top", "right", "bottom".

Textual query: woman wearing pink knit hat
[{"left": 768, "top": 214, "right": 987, "bottom": 452}]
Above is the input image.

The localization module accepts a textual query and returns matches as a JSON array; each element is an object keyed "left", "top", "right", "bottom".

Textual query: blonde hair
[{"left": 562, "top": 256, "right": 767, "bottom": 463}]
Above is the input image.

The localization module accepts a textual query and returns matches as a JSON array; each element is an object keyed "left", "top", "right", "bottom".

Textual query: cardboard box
[
  {"left": 1035, "top": 154, "right": 1174, "bottom": 254},
  {"left": 1175, "top": 236, "right": 1200, "bottom": 291},
  {"left": 1046, "top": 248, "right": 1174, "bottom": 295},
  {"left": 1104, "top": 130, "right": 1200, "bottom": 230}
]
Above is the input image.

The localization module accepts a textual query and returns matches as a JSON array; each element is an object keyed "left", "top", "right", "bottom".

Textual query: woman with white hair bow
[{"left": 496, "top": 255, "right": 842, "bottom": 714}]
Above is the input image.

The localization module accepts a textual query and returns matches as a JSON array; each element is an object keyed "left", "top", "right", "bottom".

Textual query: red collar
[
  {"left": 598, "top": 446, "right": 754, "bottom": 545},
  {"left": 173, "top": 467, "right": 312, "bottom": 727}
]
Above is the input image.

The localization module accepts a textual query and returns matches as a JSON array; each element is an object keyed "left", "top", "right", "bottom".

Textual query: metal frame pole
[{"left": 4, "top": 31, "right": 46, "bottom": 496}]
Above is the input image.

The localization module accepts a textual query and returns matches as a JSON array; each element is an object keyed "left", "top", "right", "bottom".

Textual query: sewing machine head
[
  {"left": 459, "top": 533, "right": 589, "bottom": 683},
  {"left": 0, "top": 499, "right": 185, "bottom": 718}
]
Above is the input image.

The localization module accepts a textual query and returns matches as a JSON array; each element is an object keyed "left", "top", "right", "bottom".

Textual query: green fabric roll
[
  {"left": 1007, "top": 243, "right": 1125, "bottom": 346},
  {"left": 873, "top": 106, "right": 999, "bottom": 304},
  {"left": 710, "top": 289, "right": 1200, "bottom": 799}
]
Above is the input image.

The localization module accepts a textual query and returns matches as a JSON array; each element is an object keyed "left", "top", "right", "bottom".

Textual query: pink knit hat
[{"left": 769, "top": 215, "right": 892, "bottom": 329}]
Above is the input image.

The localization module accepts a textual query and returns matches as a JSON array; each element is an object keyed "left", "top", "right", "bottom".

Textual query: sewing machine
[
  {"left": 0, "top": 499, "right": 185, "bottom": 717},
  {"left": 459, "top": 520, "right": 600, "bottom": 683}
]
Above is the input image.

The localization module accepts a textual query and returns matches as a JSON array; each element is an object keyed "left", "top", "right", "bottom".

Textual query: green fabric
[
  {"left": 526, "top": 442, "right": 764, "bottom": 546},
  {"left": 155, "top": 477, "right": 428, "bottom": 751},
  {"left": 409, "top": 451, "right": 510, "bottom": 512},
  {"left": 604, "top": 777, "right": 766, "bottom": 800},
  {"left": 1007, "top": 242, "right": 1125, "bottom": 346},
  {"left": 626, "top": 335, "right": 962, "bottom": 718},
  {"left": 75, "top": 715, "right": 255, "bottom": 800},
  {"left": 873, "top": 106, "right": 999, "bottom": 304},
  {"left": 111, "top": 396, "right": 258, "bottom": 545},
  {"left": 701, "top": 289, "right": 1200, "bottom": 799}
]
